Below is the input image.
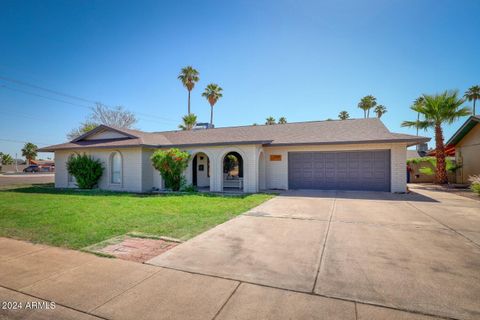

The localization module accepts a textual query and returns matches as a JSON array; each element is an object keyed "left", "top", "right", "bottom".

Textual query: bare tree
[
  {"left": 90, "top": 103, "right": 137, "bottom": 128},
  {"left": 67, "top": 103, "right": 138, "bottom": 140}
]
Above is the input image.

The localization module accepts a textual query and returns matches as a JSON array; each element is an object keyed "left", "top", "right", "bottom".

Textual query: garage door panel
[{"left": 288, "top": 150, "right": 390, "bottom": 192}]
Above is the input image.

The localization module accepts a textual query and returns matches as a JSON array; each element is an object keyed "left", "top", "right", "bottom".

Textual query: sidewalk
[{"left": 0, "top": 237, "right": 441, "bottom": 320}]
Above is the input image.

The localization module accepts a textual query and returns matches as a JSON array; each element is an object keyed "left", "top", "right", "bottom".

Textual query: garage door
[{"left": 288, "top": 150, "right": 390, "bottom": 191}]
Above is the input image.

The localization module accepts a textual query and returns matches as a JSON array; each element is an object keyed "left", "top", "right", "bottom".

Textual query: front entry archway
[
  {"left": 222, "top": 151, "right": 244, "bottom": 191},
  {"left": 192, "top": 153, "right": 210, "bottom": 190}
]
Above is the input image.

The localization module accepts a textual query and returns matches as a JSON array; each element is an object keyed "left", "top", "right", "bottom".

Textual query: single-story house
[
  {"left": 39, "top": 118, "right": 429, "bottom": 193},
  {"left": 445, "top": 115, "right": 480, "bottom": 184}
]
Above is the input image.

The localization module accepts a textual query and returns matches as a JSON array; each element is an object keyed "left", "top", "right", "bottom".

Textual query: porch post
[{"left": 210, "top": 155, "right": 222, "bottom": 192}]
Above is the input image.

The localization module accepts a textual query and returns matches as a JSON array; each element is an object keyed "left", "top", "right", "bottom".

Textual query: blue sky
[{"left": 1, "top": 0, "right": 479, "bottom": 159}]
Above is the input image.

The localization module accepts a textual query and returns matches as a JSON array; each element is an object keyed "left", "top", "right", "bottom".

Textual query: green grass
[{"left": 0, "top": 184, "right": 273, "bottom": 249}]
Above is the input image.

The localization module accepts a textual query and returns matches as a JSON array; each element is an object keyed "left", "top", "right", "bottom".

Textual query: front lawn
[{"left": 0, "top": 184, "right": 273, "bottom": 249}]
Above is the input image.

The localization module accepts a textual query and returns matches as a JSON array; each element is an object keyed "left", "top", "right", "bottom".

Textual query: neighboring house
[
  {"left": 445, "top": 116, "right": 480, "bottom": 184},
  {"left": 30, "top": 159, "right": 55, "bottom": 172},
  {"left": 39, "top": 118, "right": 429, "bottom": 193}
]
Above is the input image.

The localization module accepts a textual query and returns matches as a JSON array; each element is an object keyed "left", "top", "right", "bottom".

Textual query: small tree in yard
[
  {"left": 67, "top": 154, "right": 104, "bottom": 189},
  {"left": 151, "top": 148, "right": 190, "bottom": 191}
]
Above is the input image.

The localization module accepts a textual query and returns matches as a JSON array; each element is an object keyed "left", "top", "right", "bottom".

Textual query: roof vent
[{"left": 193, "top": 123, "right": 215, "bottom": 130}]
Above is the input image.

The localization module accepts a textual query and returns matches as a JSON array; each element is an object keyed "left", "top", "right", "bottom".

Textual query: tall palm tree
[
  {"left": 358, "top": 95, "right": 377, "bottom": 118},
  {"left": 413, "top": 97, "right": 425, "bottom": 136},
  {"left": 178, "top": 113, "right": 198, "bottom": 130},
  {"left": 265, "top": 116, "right": 276, "bottom": 125},
  {"left": 21, "top": 142, "right": 38, "bottom": 165},
  {"left": 278, "top": 117, "right": 287, "bottom": 124},
  {"left": 338, "top": 111, "right": 350, "bottom": 120},
  {"left": 402, "top": 90, "right": 470, "bottom": 184},
  {"left": 178, "top": 66, "right": 200, "bottom": 115},
  {"left": 464, "top": 85, "right": 480, "bottom": 115},
  {"left": 374, "top": 105, "right": 387, "bottom": 118},
  {"left": 201, "top": 84, "right": 223, "bottom": 127}
]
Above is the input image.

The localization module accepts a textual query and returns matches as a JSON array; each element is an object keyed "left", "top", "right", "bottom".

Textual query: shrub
[
  {"left": 66, "top": 154, "right": 104, "bottom": 189},
  {"left": 151, "top": 148, "right": 190, "bottom": 191},
  {"left": 180, "top": 184, "right": 198, "bottom": 193},
  {"left": 469, "top": 175, "right": 480, "bottom": 196}
]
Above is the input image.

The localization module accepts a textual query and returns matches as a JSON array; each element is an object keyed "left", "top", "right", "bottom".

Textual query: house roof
[
  {"left": 426, "top": 145, "right": 456, "bottom": 157},
  {"left": 38, "top": 118, "right": 430, "bottom": 152},
  {"left": 445, "top": 115, "right": 480, "bottom": 146}
]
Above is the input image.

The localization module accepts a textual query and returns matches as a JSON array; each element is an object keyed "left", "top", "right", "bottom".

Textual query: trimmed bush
[
  {"left": 151, "top": 148, "right": 190, "bottom": 191},
  {"left": 469, "top": 175, "right": 480, "bottom": 196},
  {"left": 66, "top": 154, "right": 104, "bottom": 189}
]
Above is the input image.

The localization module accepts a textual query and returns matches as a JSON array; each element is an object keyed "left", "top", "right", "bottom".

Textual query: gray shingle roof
[{"left": 38, "top": 118, "right": 430, "bottom": 152}]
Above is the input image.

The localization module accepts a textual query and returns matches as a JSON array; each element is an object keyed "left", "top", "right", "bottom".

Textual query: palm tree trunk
[
  {"left": 416, "top": 113, "right": 419, "bottom": 136},
  {"left": 364, "top": 110, "right": 366, "bottom": 118},
  {"left": 434, "top": 123, "right": 448, "bottom": 184},
  {"left": 210, "top": 105, "right": 213, "bottom": 127},
  {"left": 415, "top": 113, "right": 420, "bottom": 151},
  {"left": 474, "top": 98, "right": 476, "bottom": 115},
  {"left": 188, "top": 90, "right": 191, "bottom": 115}
]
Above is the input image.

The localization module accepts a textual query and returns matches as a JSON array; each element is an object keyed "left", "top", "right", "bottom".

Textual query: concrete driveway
[{"left": 148, "top": 186, "right": 480, "bottom": 320}]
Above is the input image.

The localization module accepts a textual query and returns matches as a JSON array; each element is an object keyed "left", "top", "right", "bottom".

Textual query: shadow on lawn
[{"left": 1, "top": 183, "right": 262, "bottom": 199}]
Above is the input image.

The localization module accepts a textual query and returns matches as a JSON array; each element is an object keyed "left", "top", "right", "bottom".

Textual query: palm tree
[
  {"left": 178, "top": 66, "right": 200, "bottom": 115},
  {"left": 265, "top": 117, "right": 276, "bottom": 125},
  {"left": 0, "top": 153, "right": 14, "bottom": 165},
  {"left": 21, "top": 142, "right": 38, "bottom": 165},
  {"left": 338, "top": 111, "right": 350, "bottom": 120},
  {"left": 358, "top": 95, "right": 377, "bottom": 118},
  {"left": 413, "top": 97, "right": 425, "bottom": 136},
  {"left": 464, "top": 85, "right": 480, "bottom": 115},
  {"left": 201, "top": 84, "right": 223, "bottom": 127},
  {"left": 178, "top": 113, "right": 198, "bottom": 130},
  {"left": 374, "top": 105, "right": 387, "bottom": 118},
  {"left": 278, "top": 117, "right": 287, "bottom": 124},
  {"left": 402, "top": 90, "right": 470, "bottom": 184}
]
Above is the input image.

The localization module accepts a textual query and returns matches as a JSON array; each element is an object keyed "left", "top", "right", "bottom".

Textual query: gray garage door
[{"left": 288, "top": 150, "right": 390, "bottom": 191}]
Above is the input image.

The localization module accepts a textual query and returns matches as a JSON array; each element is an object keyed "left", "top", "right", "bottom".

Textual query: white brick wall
[
  {"left": 263, "top": 143, "right": 408, "bottom": 193},
  {"left": 54, "top": 142, "right": 408, "bottom": 193},
  {"left": 55, "top": 148, "right": 144, "bottom": 192},
  {"left": 390, "top": 144, "right": 407, "bottom": 193}
]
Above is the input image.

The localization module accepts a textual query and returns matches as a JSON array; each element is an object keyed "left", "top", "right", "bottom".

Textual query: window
[
  {"left": 111, "top": 152, "right": 122, "bottom": 184},
  {"left": 67, "top": 154, "right": 76, "bottom": 183}
]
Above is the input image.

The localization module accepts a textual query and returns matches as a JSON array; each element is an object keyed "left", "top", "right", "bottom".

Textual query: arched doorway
[
  {"left": 192, "top": 152, "right": 210, "bottom": 190},
  {"left": 223, "top": 151, "right": 244, "bottom": 191}
]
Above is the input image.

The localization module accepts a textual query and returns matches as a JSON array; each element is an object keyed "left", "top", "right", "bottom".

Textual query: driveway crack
[
  {"left": 212, "top": 282, "right": 241, "bottom": 320},
  {"left": 311, "top": 196, "right": 337, "bottom": 293}
]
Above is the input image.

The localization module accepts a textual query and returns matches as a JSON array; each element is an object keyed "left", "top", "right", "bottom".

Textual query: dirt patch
[{"left": 84, "top": 234, "right": 180, "bottom": 263}]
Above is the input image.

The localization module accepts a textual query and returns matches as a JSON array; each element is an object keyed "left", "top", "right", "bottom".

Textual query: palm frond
[
  {"left": 401, "top": 120, "right": 433, "bottom": 130},
  {"left": 202, "top": 83, "right": 223, "bottom": 106}
]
